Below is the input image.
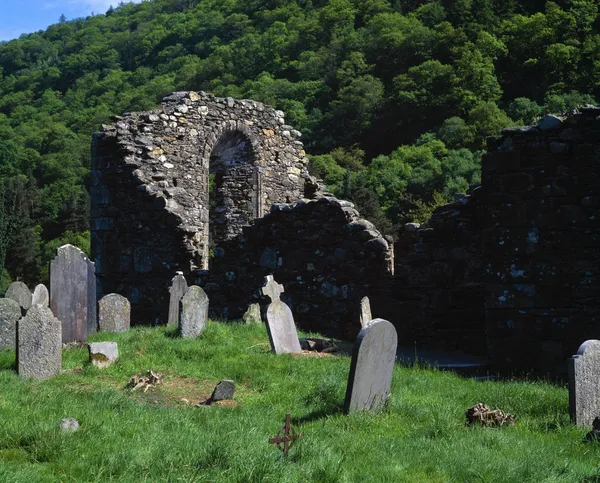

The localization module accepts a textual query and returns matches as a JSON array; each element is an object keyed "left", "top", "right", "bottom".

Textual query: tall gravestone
[
  {"left": 262, "top": 275, "right": 302, "bottom": 354},
  {"left": 5, "top": 281, "right": 32, "bottom": 312},
  {"left": 345, "top": 318, "right": 398, "bottom": 413},
  {"left": 31, "top": 284, "right": 50, "bottom": 307},
  {"left": 569, "top": 340, "right": 600, "bottom": 427},
  {"left": 98, "top": 294, "right": 131, "bottom": 332},
  {"left": 179, "top": 286, "right": 209, "bottom": 338},
  {"left": 360, "top": 296, "right": 372, "bottom": 328},
  {"left": 168, "top": 272, "right": 188, "bottom": 326},
  {"left": 50, "top": 244, "right": 95, "bottom": 343},
  {"left": 18, "top": 305, "right": 62, "bottom": 380},
  {"left": 0, "top": 298, "right": 21, "bottom": 350}
]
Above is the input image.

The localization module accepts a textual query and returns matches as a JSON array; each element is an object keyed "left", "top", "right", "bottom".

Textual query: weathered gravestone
[
  {"left": 262, "top": 275, "right": 301, "bottom": 354},
  {"left": 168, "top": 272, "right": 188, "bottom": 326},
  {"left": 31, "top": 284, "right": 49, "bottom": 307},
  {"left": 88, "top": 341, "right": 119, "bottom": 368},
  {"left": 0, "top": 298, "right": 21, "bottom": 350},
  {"left": 242, "top": 303, "right": 262, "bottom": 324},
  {"left": 179, "top": 286, "right": 209, "bottom": 338},
  {"left": 5, "top": 281, "right": 32, "bottom": 312},
  {"left": 98, "top": 294, "right": 130, "bottom": 332},
  {"left": 50, "top": 244, "right": 95, "bottom": 343},
  {"left": 18, "top": 305, "right": 62, "bottom": 380},
  {"left": 360, "top": 296, "right": 372, "bottom": 328},
  {"left": 569, "top": 340, "right": 600, "bottom": 427},
  {"left": 344, "top": 318, "right": 398, "bottom": 413}
]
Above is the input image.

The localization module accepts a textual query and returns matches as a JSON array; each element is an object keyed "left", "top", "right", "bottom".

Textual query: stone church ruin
[{"left": 92, "top": 93, "right": 600, "bottom": 373}]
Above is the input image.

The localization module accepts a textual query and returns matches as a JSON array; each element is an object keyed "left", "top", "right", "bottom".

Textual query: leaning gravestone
[
  {"left": 98, "top": 294, "right": 130, "bottom": 332},
  {"left": 18, "top": 305, "right": 62, "bottom": 380},
  {"left": 5, "top": 281, "right": 32, "bottom": 312},
  {"left": 569, "top": 340, "right": 600, "bottom": 427},
  {"left": 0, "top": 298, "right": 21, "bottom": 350},
  {"left": 31, "top": 284, "right": 49, "bottom": 307},
  {"left": 50, "top": 244, "right": 95, "bottom": 343},
  {"left": 262, "top": 275, "right": 302, "bottom": 354},
  {"left": 168, "top": 272, "right": 188, "bottom": 326},
  {"left": 360, "top": 296, "right": 372, "bottom": 328},
  {"left": 344, "top": 318, "right": 398, "bottom": 413},
  {"left": 179, "top": 286, "right": 209, "bottom": 338}
]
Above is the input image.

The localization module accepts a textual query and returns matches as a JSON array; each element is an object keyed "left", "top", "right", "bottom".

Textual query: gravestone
[
  {"left": 344, "top": 318, "right": 398, "bottom": 413},
  {"left": 569, "top": 340, "right": 600, "bottom": 427},
  {"left": 179, "top": 286, "right": 209, "bottom": 338},
  {"left": 0, "top": 298, "right": 21, "bottom": 350},
  {"left": 32, "top": 284, "right": 50, "bottom": 307},
  {"left": 50, "top": 244, "right": 94, "bottom": 343},
  {"left": 211, "top": 380, "right": 235, "bottom": 401},
  {"left": 17, "top": 305, "right": 62, "bottom": 380},
  {"left": 242, "top": 303, "right": 261, "bottom": 324},
  {"left": 262, "top": 275, "right": 301, "bottom": 354},
  {"left": 98, "top": 294, "right": 130, "bottom": 332},
  {"left": 87, "top": 258, "right": 97, "bottom": 335},
  {"left": 5, "top": 281, "right": 32, "bottom": 312},
  {"left": 168, "top": 272, "right": 188, "bottom": 326},
  {"left": 88, "top": 341, "right": 119, "bottom": 368},
  {"left": 360, "top": 296, "right": 372, "bottom": 327}
]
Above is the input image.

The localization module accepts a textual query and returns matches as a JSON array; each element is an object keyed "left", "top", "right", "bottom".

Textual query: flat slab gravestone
[
  {"left": 5, "top": 281, "right": 32, "bottom": 311},
  {"left": 50, "top": 244, "right": 93, "bottom": 343},
  {"left": 18, "top": 305, "right": 62, "bottom": 380},
  {"left": 262, "top": 275, "right": 301, "bottom": 354},
  {"left": 360, "top": 296, "right": 372, "bottom": 328},
  {"left": 344, "top": 318, "right": 398, "bottom": 413},
  {"left": 168, "top": 272, "right": 188, "bottom": 326},
  {"left": 569, "top": 340, "right": 600, "bottom": 427},
  {"left": 31, "top": 284, "right": 49, "bottom": 307},
  {"left": 98, "top": 294, "right": 130, "bottom": 332},
  {"left": 179, "top": 286, "right": 209, "bottom": 338},
  {"left": 0, "top": 298, "right": 21, "bottom": 350}
]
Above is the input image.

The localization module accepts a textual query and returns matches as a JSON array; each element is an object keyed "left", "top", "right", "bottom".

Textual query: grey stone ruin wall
[{"left": 91, "top": 91, "right": 322, "bottom": 323}]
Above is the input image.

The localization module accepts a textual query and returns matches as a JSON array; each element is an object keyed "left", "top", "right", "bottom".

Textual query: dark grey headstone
[
  {"left": 344, "top": 318, "right": 398, "bottom": 413},
  {"left": 262, "top": 275, "right": 301, "bottom": 354},
  {"left": 179, "top": 286, "right": 209, "bottom": 338},
  {"left": 5, "top": 281, "right": 32, "bottom": 311},
  {"left": 569, "top": 340, "right": 600, "bottom": 427},
  {"left": 98, "top": 294, "right": 130, "bottom": 332},
  {"left": 360, "top": 296, "right": 372, "bottom": 328},
  {"left": 18, "top": 305, "right": 62, "bottom": 380},
  {"left": 242, "top": 303, "right": 261, "bottom": 324},
  {"left": 211, "top": 380, "right": 235, "bottom": 401},
  {"left": 168, "top": 272, "right": 188, "bottom": 326},
  {"left": 0, "top": 298, "right": 21, "bottom": 350},
  {"left": 31, "top": 284, "right": 49, "bottom": 307},
  {"left": 50, "top": 244, "right": 92, "bottom": 343},
  {"left": 88, "top": 341, "right": 119, "bottom": 368},
  {"left": 87, "top": 259, "right": 97, "bottom": 335}
]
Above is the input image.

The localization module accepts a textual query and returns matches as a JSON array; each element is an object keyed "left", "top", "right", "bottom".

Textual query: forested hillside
[{"left": 0, "top": 0, "right": 598, "bottom": 288}]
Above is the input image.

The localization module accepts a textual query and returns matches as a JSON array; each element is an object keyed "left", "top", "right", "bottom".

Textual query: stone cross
[
  {"left": 179, "top": 285, "right": 209, "bottom": 338},
  {"left": 98, "top": 294, "right": 131, "bottom": 332},
  {"left": 31, "top": 284, "right": 49, "bottom": 307},
  {"left": 0, "top": 298, "right": 21, "bottom": 351},
  {"left": 50, "top": 244, "right": 95, "bottom": 343},
  {"left": 5, "top": 281, "right": 32, "bottom": 312},
  {"left": 262, "top": 275, "right": 301, "bottom": 354},
  {"left": 569, "top": 340, "right": 600, "bottom": 427},
  {"left": 359, "top": 296, "right": 372, "bottom": 328},
  {"left": 344, "top": 318, "right": 398, "bottom": 413},
  {"left": 168, "top": 272, "right": 188, "bottom": 326},
  {"left": 18, "top": 305, "right": 62, "bottom": 380}
]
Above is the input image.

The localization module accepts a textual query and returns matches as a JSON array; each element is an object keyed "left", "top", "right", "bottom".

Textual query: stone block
[{"left": 88, "top": 342, "right": 119, "bottom": 368}]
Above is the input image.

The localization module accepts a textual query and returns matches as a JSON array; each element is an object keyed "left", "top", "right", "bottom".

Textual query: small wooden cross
[
  {"left": 268, "top": 413, "right": 302, "bottom": 456},
  {"left": 262, "top": 275, "right": 284, "bottom": 303}
]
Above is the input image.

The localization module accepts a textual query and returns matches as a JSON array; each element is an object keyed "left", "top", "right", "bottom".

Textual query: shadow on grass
[
  {"left": 164, "top": 327, "right": 180, "bottom": 339},
  {"left": 0, "top": 351, "right": 16, "bottom": 371},
  {"left": 292, "top": 404, "right": 345, "bottom": 424}
]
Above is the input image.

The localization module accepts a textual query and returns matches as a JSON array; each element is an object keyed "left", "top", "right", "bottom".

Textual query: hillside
[{"left": 1, "top": 0, "right": 599, "bottom": 287}]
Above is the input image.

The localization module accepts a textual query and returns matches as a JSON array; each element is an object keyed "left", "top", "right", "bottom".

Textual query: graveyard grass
[{"left": 0, "top": 323, "right": 599, "bottom": 482}]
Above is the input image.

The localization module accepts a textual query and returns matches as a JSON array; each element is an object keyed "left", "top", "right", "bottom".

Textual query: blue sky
[{"left": 0, "top": 0, "right": 142, "bottom": 41}]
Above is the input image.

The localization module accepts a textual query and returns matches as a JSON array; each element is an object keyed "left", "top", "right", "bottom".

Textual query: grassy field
[{"left": 0, "top": 322, "right": 599, "bottom": 482}]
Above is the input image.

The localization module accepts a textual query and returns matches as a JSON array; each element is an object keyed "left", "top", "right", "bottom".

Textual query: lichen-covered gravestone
[
  {"left": 18, "top": 305, "right": 62, "bottom": 380},
  {"left": 168, "top": 272, "right": 188, "bottom": 326},
  {"left": 50, "top": 244, "right": 95, "bottom": 343},
  {"left": 179, "top": 286, "right": 209, "bottom": 338},
  {"left": 569, "top": 340, "right": 600, "bottom": 427},
  {"left": 5, "top": 281, "right": 32, "bottom": 312},
  {"left": 88, "top": 342, "right": 119, "bottom": 368},
  {"left": 242, "top": 303, "right": 261, "bottom": 324},
  {"left": 98, "top": 294, "right": 130, "bottom": 332},
  {"left": 31, "top": 284, "right": 49, "bottom": 307},
  {"left": 0, "top": 298, "right": 21, "bottom": 350},
  {"left": 262, "top": 275, "right": 301, "bottom": 354},
  {"left": 360, "top": 296, "right": 372, "bottom": 328},
  {"left": 344, "top": 318, "right": 398, "bottom": 413}
]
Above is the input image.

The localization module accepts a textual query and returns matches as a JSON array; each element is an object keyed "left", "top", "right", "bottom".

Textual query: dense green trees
[{"left": 1, "top": 0, "right": 599, "bottom": 287}]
